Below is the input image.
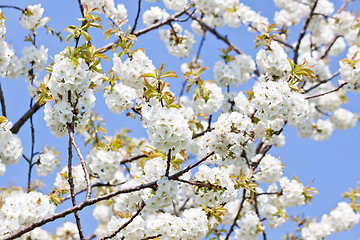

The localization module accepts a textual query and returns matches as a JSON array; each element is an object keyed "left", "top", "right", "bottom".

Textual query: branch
[
  {"left": 304, "top": 71, "right": 340, "bottom": 93},
  {"left": 67, "top": 121, "right": 85, "bottom": 240},
  {"left": 165, "top": 149, "right": 171, "bottom": 177},
  {"left": 224, "top": 189, "right": 246, "bottom": 240},
  {"left": 293, "top": 0, "right": 319, "bottom": 64},
  {"left": 97, "top": 201, "right": 145, "bottom": 240},
  {"left": 4, "top": 152, "right": 215, "bottom": 239},
  {"left": 0, "top": 5, "right": 24, "bottom": 12},
  {"left": 305, "top": 82, "right": 347, "bottom": 100},
  {"left": 67, "top": 123, "right": 92, "bottom": 201},
  {"left": 0, "top": 81, "right": 6, "bottom": 117},
  {"left": 120, "top": 154, "right": 147, "bottom": 165},
  {"left": 10, "top": 101, "right": 42, "bottom": 134},
  {"left": 61, "top": 182, "right": 126, "bottom": 202},
  {"left": 186, "top": 12, "right": 243, "bottom": 55},
  {"left": 77, "top": 0, "right": 85, "bottom": 18},
  {"left": 97, "top": 4, "right": 193, "bottom": 53},
  {"left": 192, "top": 127, "right": 214, "bottom": 139},
  {"left": 130, "top": 0, "right": 142, "bottom": 34},
  {"left": 319, "top": 35, "right": 341, "bottom": 59},
  {"left": 141, "top": 234, "right": 162, "bottom": 240}
]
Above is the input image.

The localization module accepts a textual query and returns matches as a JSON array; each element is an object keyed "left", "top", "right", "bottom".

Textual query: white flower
[
  {"left": 20, "top": 4, "right": 50, "bottom": 30},
  {"left": 192, "top": 81, "right": 223, "bottom": 114},
  {"left": 143, "top": 6, "right": 169, "bottom": 26}
]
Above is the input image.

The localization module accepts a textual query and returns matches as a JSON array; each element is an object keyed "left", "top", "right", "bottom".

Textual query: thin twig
[
  {"left": 0, "top": 5, "right": 24, "bottom": 12},
  {"left": 293, "top": 0, "right": 319, "bottom": 64},
  {"left": 61, "top": 181, "right": 126, "bottom": 202},
  {"left": 98, "top": 201, "right": 145, "bottom": 240},
  {"left": 165, "top": 149, "right": 171, "bottom": 177},
  {"left": 305, "top": 82, "right": 347, "bottom": 100},
  {"left": 224, "top": 189, "right": 246, "bottom": 240},
  {"left": 130, "top": 0, "right": 142, "bottom": 34},
  {"left": 187, "top": 12, "right": 243, "bottom": 55},
  {"left": 120, "top": 154, "right": 147, "bottom": 165},
  {"left": 97, "top": 4, "right": 193, "bottom": 53},
  {"left": 67, "top": 92, "right": 85, "bottom": 240},
  {"left": 304, "top": 71, "right": 340, "bottom": 93},
  {"left": 319, "top": 35, "right": 341, "bottom": 59},
  {"left": 0, "top": 82, "right": 6, "bottom": 117},
  {"left": 141, "top": 234, "right": 162, "bottom": 240},
  {"left": 26, "top": 98, "right": 36, "bottom": 193},
  {"left": 67, "top": 123, "right": 92, "bottom": 201},
  {"left": 192, "top": 127, "right": 215, "bottom": 139}
]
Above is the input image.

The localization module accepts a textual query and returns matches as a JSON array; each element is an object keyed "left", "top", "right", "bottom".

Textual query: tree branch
[
  {"left": 10, "top": 101, "right": 42, "bottom": 134},
  {"left": 97, "top": 201, "right": 145, "bottom": 240},
  {"left": 97, "top": 4, "right": 193, "bottom": 53},
  {"left": 0, "top": 81, "right": 6, "bottom": 117},
  {"left": 224, "top": 189, "right": 246, "bottom": 240},
  {"left": 293, "top": 0, "right": 319, "bottom": 64},
  {"left": 4, "top": 152, "right": 215, "bottom": 240},
  {"left": 130, "top": 0, "right": 142, "bottom": 34},
  {"left": 305, "top": 82, "right": 347, "bottom": 100},
  {"left": 67, "top": 123, "right": 92, "bottom": 201},
  {"left": 304, "top": 71, "right": 340, "bottom": 93}
]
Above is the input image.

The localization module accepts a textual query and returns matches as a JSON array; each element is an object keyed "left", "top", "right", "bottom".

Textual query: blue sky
[{"left": 1, "top": 0, "right": 360, "bottom": 239}]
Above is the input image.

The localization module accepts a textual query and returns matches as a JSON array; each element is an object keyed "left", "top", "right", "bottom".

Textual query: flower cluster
[
  {"left": 194, "top": 165, "right": 237, "bottom": 207},
  {"left": 0, "top": 191, "right": 56, "bottom": 236},
  {"left": 142, "top": 6, "right": 169, "bottom": 26},
  {"left": 213, "top": 54, "right": 256, "bottom": 87},
  {"left": 19, "top": 4, "right": 50, "bottom": 31},
  {"left": 54, "top": 164, "right": 87, "bottom": 193},
  {"left": 254, "top": 154, "right": 283, "bottom": 184},
  {"left": 112, "top": 50, "right": 155, "bottom": 97},
  {"left": 159, "top": 23, "right": 195, "bottom": 57},
  {"left": 0, "top": 120, "right": 23, "bottom": 175},
  {"left": 301, "top": 202, "right": 360, "bottom": 240},
  {"left": 44, "top": 53, "right": 98, "bottom": 137},
  {"left": 146, "top": 177, "right": 179, "bottom": 210},
  {"left": 104, "top": 82, "right": 136, "bottom": 114},
  {"left": 87, "top": 148, "right": 124, "bottom": 182},
  {"left": 340, "top": 45, "right": 360, "bottom": 91},
  {"left": 35, "top": 145, "right": 59, "bottom": 176},
  {"left": 192, "top": 81, "right": 224, "bottom": 114},
  {"left": 81, "top": 0, "right": 127, "bottom": 24},
  {"left": 142, "top": 105, "right": 192, "bottom": 153},
  {"left": 256, "top": 41, "right": 291, "bottom": 76}
]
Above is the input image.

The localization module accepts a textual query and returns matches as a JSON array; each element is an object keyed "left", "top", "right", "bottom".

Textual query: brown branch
[
  {"left": 165, "top": 149, "right": 171, "bottom": 177},
  {"left": 224, "top": 189, "right": 246, "bottom": 240},
  {"left": 293, "top": 0, "right": 319, "bottom": 64},
  {"left": 0, "top": 5, "right": 24, "bottom": 12},
  {"left": 187, "top": 12, "right": 243, "bottom": 55},
  {"left": 67, "top": 121, "right": 85, "bottom": 240},
  {"left": 98, "top": 201, "right": 145, "bottom": 240},
  {"left": 141, "top": 234, "right": 162, "bottom": 240},
  {"left": 130, "top": 0, "right": 142, "bottom": 34},
  {"left": 67, "top": 123, "right": 92, "bottom": 201},
  {"left": 4, "top": 152, "right": 215, "bottom": 239},
  {"left": 0, "top": 81, "right": 6, "bottom": 117},
  {"left": 319, "top": 35, "right": 341, "bottom": 59},
  {"left": 97, "top": 4, "right": 193, "bottom": 53},
  {"left": 304, "top": 71, "right": 340, "bottom": 93},
  {"left": 26, "top": 98, "right": 36, "bottom": 193},
  {"left": 120, "top": 154, "right": 147, "bottom": 165},
  {"left": 10, "top": 101, "right": 42, "bottom": 134},
  {"left": 305, "top": 82, "right": 347, "bottom": 100},
  {"left": 61, "top": 181, "right": 126, "bottom": 202},
  {"left": 77, "top": 0, "right": 85, "bottom": 18}
]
